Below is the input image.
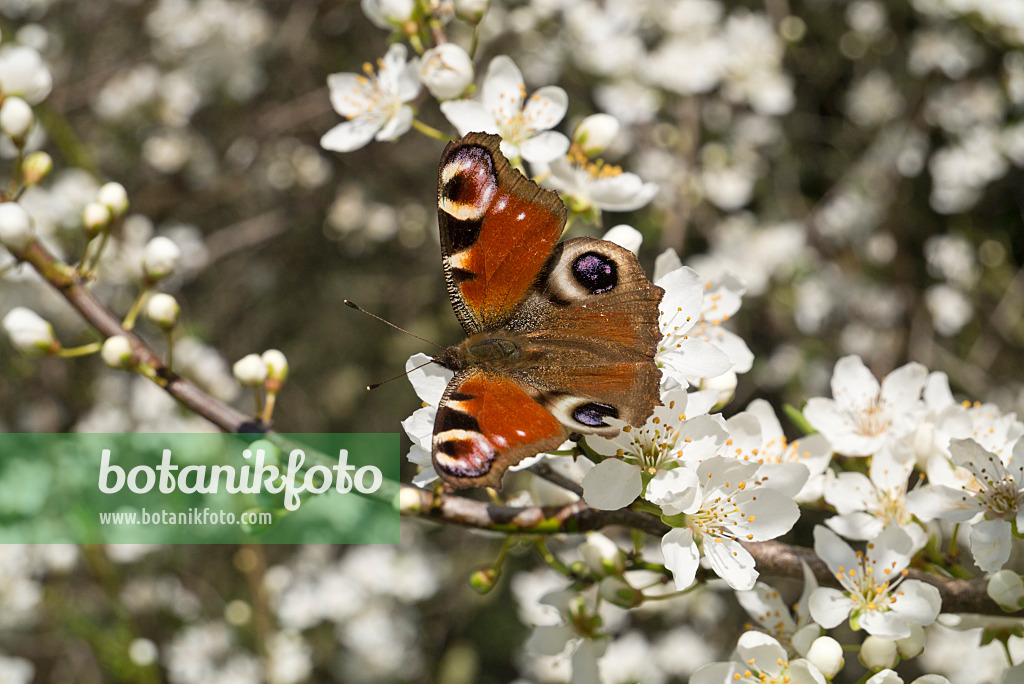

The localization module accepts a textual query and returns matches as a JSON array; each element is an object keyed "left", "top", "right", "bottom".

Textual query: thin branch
[
  {"left": 401, "top": 485, "right": 1019, "bottom": 617},
  {"left": 16, "top": 239, "right": 255, "bottom": 433}
]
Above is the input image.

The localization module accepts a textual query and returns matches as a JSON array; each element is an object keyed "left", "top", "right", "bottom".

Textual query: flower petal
[
  {"left": 522, "top": 85, "right": 568, "bottom": 132},
  {"left": 889, "top": 579, "right": 941, "bottom": 627},
  {"left": 703, "top": 536, "right": 758, "bottom": 590},
  {"left": 482, "top": 56, "right": 525, "bottom": 123},
  {"left": 645, "top": 466, "right": 701, "bottom": 515},
  {"left": 439, "top": 100, "right": 496, "bottom": 136},
  {"left": 808, "top": 587, "right": 853, "bottom": 628},
  {"left": 581, "top": 459, "right": 642, "bottom": 510},
  {"left": 662, "top": 527, "right": 701, "bottom": 590},
  {"left": 970, "top": 518, "right": 1013, "bottom": 573},
  {"left": 320, "top": 117, "right": 381, "bottom": 153},
  {"left": 517, "top": 131, "right": 570, "bottom": 164}
]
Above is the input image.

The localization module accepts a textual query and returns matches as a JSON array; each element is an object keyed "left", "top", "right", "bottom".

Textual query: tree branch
[{"left": 400, "top": 485, "right": 1019, "bottom": 618}]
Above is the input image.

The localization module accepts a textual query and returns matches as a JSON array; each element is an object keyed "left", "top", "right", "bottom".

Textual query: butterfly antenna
[
  {"left": 366, "top": 357, "right": 436, "bottom": 391},
  {"left": 344, "top": 300, "right": 444, "bottom": 350}
]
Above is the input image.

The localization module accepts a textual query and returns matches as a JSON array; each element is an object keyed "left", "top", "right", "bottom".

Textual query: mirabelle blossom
[
  {"left": 804, "top": 356, "right": 928, "bottom": 457},
  {"left": 542, "top": 152, "right": 659, "bottom": 214},
  {"left": 581, "top": 388, "right": 725, "bottom": 510},
  {"left": 735, "top": 562, "right": 821, "bottom": 655},
  {"left": 808, "top": 526, "right": 941, "bottom": 640},
  {"left": 440, "top": 56, "right": 569, "bottom": 163},
  {"left": 321, "top": 44, "right": 420, "bottom": 153},
  {"left": 651, "top": 456, "right": 800, "bottom": 591},
  {"left": 907, "top": 438, "right": 1024, "bottom": 573},
  {"left": 654, "top": 265, "right": 733, "bottom": 389},
  {"left": 822, "top": 446, "right": 927, "bottom": 551},
  {"left": 724, "top": 399, "right": 832, "bottom": 502},
  {"left": 690, "top": 631, "right": 826, "bottom": 684}
]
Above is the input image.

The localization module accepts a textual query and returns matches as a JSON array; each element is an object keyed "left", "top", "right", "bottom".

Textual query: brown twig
[{"left": 401, "top": 485, "right": 1018, "bottom": 617}]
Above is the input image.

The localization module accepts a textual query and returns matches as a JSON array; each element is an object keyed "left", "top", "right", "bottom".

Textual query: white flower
[
  {"left": 654, "top": 456, "right": 800, "bottom": 591},
  {"left": 691, "top": 631, "right": 826, "bottom": 684},
  {"left": 262, "top": 349, "right": 289, "bottom": 383},
  {"left": 805, "top": 636, "right": 844, "bottom": 678},
  {"left": 655, "top": 265, "right": 733, "bottom": 389},
  {"left": 808, "top": 526, "right": 941, "bottom": 639},
  {"left": 101, "top": 335, "right": 135, "bottom": 369},
  {"left": 543, "top": 154, "right": 658, "bottom": 213},
  {"left": 145, "top": 293, "right": 180, "bottom": 330},
  {"left": 0, "top": 654, "right": 33, "bottom": 684},
  {"left": 0, "top": 45, "right": 53, "bottom": 104},
  {"left": 142, "top": 235, "right": 182, "bottom": 280},
  {"left": 583, "top": 389, "right": 725, "bottom": 510},
  {"left": 987, "top": 570, "right": 1024, "bottom": 611},
  {"left": 360, "top": 0, "right": 415, "bottom": 29},
  {"left": 601, "top": 224, "right": 643, "bottom": 254},
  {"left": 823, "top": 446, "right": 926, "bottom": 550},
  {"left": 0, "top": 201, "right": 34, "bottom": 251},
  {"left": 691, "top": 272, "right": 754, "bottom": 374},
  {"left": 440, "top": 55, "right": 569, "bottom": 163},
  {"left": 907, "top": 438, "right": 1024, "bottom": 573},
  {"left": 736, "top": 562, "right": 820, "bottom": 654},
  {"left": 418, "top": 43, "right": 474, "bottom": 100},
  {"left": 402, "top": 353, "right": 454, "bottom": 486},
  {"left": 860, "top": 635, "right": 898, "bottom": 669},
  {"left": 0, "top": 96, "right": 33, "bottom": 140},
  {"left": 321, "top": 44, "right": 420, "bottom": 153},
  {"left": 97, "top": 181, "right": 129, "bottom": 217},
  {"left": 725, "top": 399, "right": 832, "bottom": 502},
  {"left": 573, "top": 113, "right": 619, "bottom": 156},
  {"left": 2, "top": 307, "right": 57, "bottom": 354},
  {"left": 233, "top": 353, "right": 268, "bottom": 386},
  {"left": 866, "top": 670, "right": 950, "bottom": 684},
  {"left": 804, "top": 356, "right": 928, "bottom": 457}
]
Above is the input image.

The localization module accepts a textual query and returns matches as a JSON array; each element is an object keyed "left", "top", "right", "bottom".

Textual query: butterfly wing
[
  {"left": 438, "top": 132, "right": 566, "bottom": 333},
  {"left": 506, "top": 237, "right": 665, "bottom": 435},
  {"left": 432, "top": 369, "right": 566, "bottom": 489}
]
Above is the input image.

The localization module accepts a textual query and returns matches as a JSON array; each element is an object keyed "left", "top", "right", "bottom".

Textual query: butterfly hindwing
[
  {"left": 432, "top": 369, "right": 566, "bottom": 489},
  {"left": 438, "top": 132, "right": 566, "bottom": 333}
]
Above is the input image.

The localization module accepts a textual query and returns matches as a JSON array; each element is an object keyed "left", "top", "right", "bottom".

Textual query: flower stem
[
  {"left": 411, "top": 118, "right": 448, "bottom": 141},
  {"left": 57, "top": 342, "right": 102, "bottom": 358},
  {"left": 122, "top": 288, "right": 151, "bottom": 331}
]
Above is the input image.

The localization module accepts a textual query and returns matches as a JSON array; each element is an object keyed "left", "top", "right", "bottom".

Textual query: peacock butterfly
[{"left": 430, "top": 132, "right": 664, "bottom": 489}]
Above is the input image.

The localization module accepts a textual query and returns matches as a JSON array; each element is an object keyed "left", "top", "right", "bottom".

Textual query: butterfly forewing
[{"left": 438, "top": 132, "right": 566, "bottom": 333}]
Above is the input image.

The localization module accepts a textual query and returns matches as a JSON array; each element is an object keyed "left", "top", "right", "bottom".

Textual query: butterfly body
[{"left": 431, "top": 132, "right": 664, "bottom": 489}]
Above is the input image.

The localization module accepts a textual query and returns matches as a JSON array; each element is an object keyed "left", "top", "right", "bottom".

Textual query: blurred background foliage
[{"left": 1, "top": 0, "right": 1024, "bottom": 682}]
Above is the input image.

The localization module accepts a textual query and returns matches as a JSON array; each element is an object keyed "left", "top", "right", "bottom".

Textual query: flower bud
[
  {"left": 0, "top": 201, "right": 34, "bottom": 252},
  {"left": 469, "top": 567, "right": 498, "bottom": 594},
  {"left": 419, "top": 43, "right": 474, "bottom": 100},
  {"left": 101, "top": 335, "right": 135, "bottom": 369},
  {"left": 574, "top": 114, "right": 620, "bottom": 156},
  {"left": 805, "top": 636, "right": 844, "bottom": 677},
  {"left": 455, "top": 0, "right": 488, "bottom": 20},
  {"left": 22, "top": 151, "right": 52, "bottom": 185},
  {"left": 97, "top": 182, "right": 129, "bottom": 218},
  {"left": 579, "top": 532, "right": 624, "bottom": 576},
  {"left": 2, "top": 306, "right": 58, "bottom": 354},
  {"left": 601, "top": 224, "right": 642, "bottom": 254},
  {"left": 598, "top": 576, "right": 643, "bottom": 608},
  {"left": 145, "top": 293, "right": 180, "bottom": 331},
  {"left": 859, "top": 635, "right": 897, "bottom": 670},
  {"left": 82, "top": 202, "right": 112, "bottom": 239},
  {"left": 0, "top": 96, "right": 33, "bottom": 141},
  {"left": 988, "top": 570, "right": 1024, "bottom": 611},
  {"left": 261, "top": 349, "right": 289, "bottom": 383},
  {"left": 895, "top": 624, "right": 925, "bottom": 658},
  {"left": 233, "top": 353, "right": 268, "bottom": 387},
  {"left": 865, "top": 670, "right": 902, "bottom": 684},
  {"left": 142, "top": 236, "right": 181, "bottom": 281},
  {"left": 361, "top": 0, "right": 415, "bottom": 29}
]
